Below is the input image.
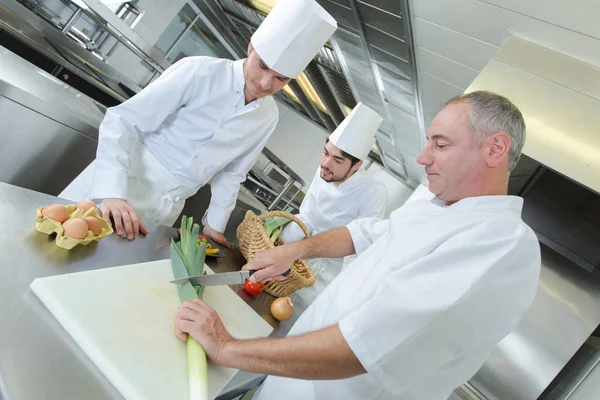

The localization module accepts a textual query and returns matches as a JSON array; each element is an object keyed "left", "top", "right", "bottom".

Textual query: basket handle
[{"left": 257, "top": 210, "right": 311, "bottom": 239}]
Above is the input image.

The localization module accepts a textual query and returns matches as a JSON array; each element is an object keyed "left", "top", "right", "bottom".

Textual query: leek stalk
[
  {"left": 263, "top": 207, "right": 294, "bottom": 242},
  {"left": 171, "top": 216, "right": 208, "bottom": 400}
]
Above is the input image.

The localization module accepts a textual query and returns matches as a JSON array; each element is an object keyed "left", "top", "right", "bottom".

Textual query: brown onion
[{"left": 270, "top": 297, "right": 294, "bottom": 321}]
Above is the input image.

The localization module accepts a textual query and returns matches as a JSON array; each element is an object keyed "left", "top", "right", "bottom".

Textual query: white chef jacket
[
  {"left": 255, "top": 195, "right": 541, "bottom": 400},
  {"left": 280, "top": 167, "right": 387, "bottom": 242},
  {"left": 61, "top": 56, "right": 278, "bottom": 232},
  {"left": 279, "top": 167, "right": 387, "bottom": 301}
]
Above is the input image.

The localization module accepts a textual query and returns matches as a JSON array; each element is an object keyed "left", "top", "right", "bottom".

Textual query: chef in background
[
  {"left": 59, "top": 0, "right": 337, "bottom": 245},
  {"left": 175, "top": 91, "right": 541, "bottom": 400},
  {"left": 280, "top": 102, "right": 387, "bottom": 300}
]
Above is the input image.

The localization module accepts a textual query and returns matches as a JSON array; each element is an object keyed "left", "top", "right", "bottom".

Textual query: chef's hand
[
  {"left": 243, "top": 245, "right": 295, "bottom": 282},
  {"left": 175, "top": 299, "right": 233, "bottom": 365},
  {"left": 99, "top": 198, "right": 149, "bottom": 240},
  {"left": 203, "top": 223, "right": 232, "bottom": 249}
]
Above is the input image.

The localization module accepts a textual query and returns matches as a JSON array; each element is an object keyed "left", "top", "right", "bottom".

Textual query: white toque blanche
[
  {"left": 328, "top": 102, "right": 383, "bottom": 160},
  {"left": 251, "top": 0, "right": 337, "bottom": 79}
]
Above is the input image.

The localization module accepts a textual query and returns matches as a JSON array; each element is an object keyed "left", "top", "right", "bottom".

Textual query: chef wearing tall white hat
[
  {"left": 59, "top": 0, "right": 337, "bottom": 245},
  {"left": 279, "top": 102, "right": 387, "bottom": 299}
]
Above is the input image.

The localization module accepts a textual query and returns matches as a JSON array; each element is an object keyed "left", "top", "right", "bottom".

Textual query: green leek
[
  {"left": 263, "top": 207, "right": 294, "bottom": 242},
  {"left": 171, "top": 216, "right": 208, "bottom": 400},
  {"left": 270, "top": 226, "right": 283, "bottom": 243}
]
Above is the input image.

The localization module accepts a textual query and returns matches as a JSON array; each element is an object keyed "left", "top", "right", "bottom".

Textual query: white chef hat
[
  {"left": 328, "top": 102, "right": 383, "bottom": 160},
  {"left": 251, "top": 0, "right": 337, "bottom": 79}
]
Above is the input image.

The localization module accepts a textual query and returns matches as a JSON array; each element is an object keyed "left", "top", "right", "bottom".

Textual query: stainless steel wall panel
[
  {"left": 0, "top": 96, "right": 97, "bottom": 195},
  {"left": 400, "top": 153, "right": 424, "bottom": 184},
  {"left": 324, "top": 0, "right": 351, "bottom": 7},
  {"left": 362, "top": 0, "right": 403, "bottom": 16},
  {"left": 382, "top": 83, "right": 415, "bottom": 114},
  {"left": 318, "top": 0, "right": 358, "bottom": 34},
  {"left": 378, "top": 65, "right": 413, "bottom": 95},
  {"left": 364, "top": 26, "right": 408, "bottom": 61},
  {"left": 370, "top": 46, "right": 412, "bottom": 79},
  {"left": 357, "top": 2, "right": 404, "bottom": 39}
]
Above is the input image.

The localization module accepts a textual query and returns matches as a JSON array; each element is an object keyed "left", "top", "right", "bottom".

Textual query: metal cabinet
[{"left": 0, "top": 95, "right": 97, "bottom": 195}]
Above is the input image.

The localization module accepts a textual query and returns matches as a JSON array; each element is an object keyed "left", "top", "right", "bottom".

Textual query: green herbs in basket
[{"left": 262, "top": 208, "right": 293, "bottom": 243}]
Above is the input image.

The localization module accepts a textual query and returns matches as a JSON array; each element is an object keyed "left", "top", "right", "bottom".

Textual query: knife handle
[{"left": 246, "top": 268, "right": 291, "bottom": 278}]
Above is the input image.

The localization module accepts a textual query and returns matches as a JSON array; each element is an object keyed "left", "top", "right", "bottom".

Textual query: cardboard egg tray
[{"left": 35, "top": 204, "right": 114, "bottom": 250}]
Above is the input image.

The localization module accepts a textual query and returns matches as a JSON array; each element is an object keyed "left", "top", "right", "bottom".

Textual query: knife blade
[
  {"left": 170, "top": 270, "right": 253, "bottom": 286},
  {"left": 170, "top": 268, "right": 291, "bottom": 286}
]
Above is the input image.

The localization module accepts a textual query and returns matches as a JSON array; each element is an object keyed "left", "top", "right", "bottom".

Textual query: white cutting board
[{"left": 30, "top": 260, "right": 273, "bottom": 400}]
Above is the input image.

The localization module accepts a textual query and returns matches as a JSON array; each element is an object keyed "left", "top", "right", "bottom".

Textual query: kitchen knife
[{"left": 170, "top": 268, "right": 290, "bottom": 286}]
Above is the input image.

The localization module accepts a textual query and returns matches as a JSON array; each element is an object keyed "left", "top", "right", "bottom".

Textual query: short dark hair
[{"left": 325, "top": 139, "right": 361, "bottom": 167}]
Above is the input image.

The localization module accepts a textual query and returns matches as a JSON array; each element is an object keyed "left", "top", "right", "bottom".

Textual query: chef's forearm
[
  {"left": 292, "top": 227, "right": 355, "bottom": 260},
  {"left": 220, "top": 324, "right": 365, "bottom": 380}
]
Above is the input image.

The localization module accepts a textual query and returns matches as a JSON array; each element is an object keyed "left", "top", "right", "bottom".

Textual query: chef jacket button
[{"left": 194, "top": 154, "right": 198, "bottom": 159}]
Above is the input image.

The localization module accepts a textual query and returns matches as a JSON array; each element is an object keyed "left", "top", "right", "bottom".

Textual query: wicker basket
[{"left": 237, "top": 210, "right": 314, "bottom": 297}]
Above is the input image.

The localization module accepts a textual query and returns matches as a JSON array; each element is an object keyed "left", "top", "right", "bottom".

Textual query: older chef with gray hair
[
  {"left": 60, "top": 0, "right": 337, "bottom": 246},
  {"left": 174, "top": 90, "right": 541, "bottom": 400},
  {"left": 280, "top": 102, "right": 387, "bottom": 297}
]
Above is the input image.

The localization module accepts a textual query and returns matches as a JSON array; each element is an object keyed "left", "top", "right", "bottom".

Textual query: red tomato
[{"left": 243, "top": 279, "right": 264, "bottom": 296}]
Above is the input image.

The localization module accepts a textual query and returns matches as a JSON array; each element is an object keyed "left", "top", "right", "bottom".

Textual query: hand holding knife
[{"left": 170, "top": 268, "right": 290, "bottom": 286}]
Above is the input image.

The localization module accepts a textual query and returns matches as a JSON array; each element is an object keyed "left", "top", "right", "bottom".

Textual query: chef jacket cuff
[
  {"left": 339, "top": 314, "right": 401, "bottom": 394},
  {"left": 346, "top": 220, "right": 372, "bottom": 256},
  {"left": 90, "top": 169, "right": 127, "bottom": 200},
  {"left": 203, "top": 205, "right": 229, "bottom": 233}
]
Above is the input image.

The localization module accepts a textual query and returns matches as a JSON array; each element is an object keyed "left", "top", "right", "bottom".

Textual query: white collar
[
  {"left": 234, "top": 58, "right": 271, "bottom": 108},
  {"left": 434, "top": 195, "right": 524, "bottom": 216}
]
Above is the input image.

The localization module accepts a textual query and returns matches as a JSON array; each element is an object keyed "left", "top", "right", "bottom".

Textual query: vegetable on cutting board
[
  {"left": 270, "top": 297, "right": 294, "bottom": 321},
  {"left": 171, "top": 216, "right": 208, "bottom": 400},
  {"left": 178, "top": 230, "right": 221, "bottom": 255}
]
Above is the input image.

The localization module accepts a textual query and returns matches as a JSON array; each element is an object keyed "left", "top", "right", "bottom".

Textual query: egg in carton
[{"left": 35, "top": 203, "right": 114, "bottom": 250}]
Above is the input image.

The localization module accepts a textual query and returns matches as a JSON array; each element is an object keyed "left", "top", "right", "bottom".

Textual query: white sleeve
[
  {"left": 346, "top": 217, "right": 389, "bottom": 255},
  {"left": 279, "top": 171, "right": 320, "bottom": 243},
  {"left": 204, "top": 118, "right": 279, "bottom": 233},
  {"left": 279, "top": 211, "right": 314, "bottom": 243},
  {"left": 358, "top": 183, "right": 388, "bottom": 219},
  {"left": 338, "top": 223, "right": 540, "bottom": 395},
  {"left": 91, "top": 57, "right": 202, "bottom": 199}
]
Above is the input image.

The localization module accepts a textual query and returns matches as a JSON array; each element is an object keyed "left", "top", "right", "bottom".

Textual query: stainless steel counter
[
  {"left": 0, "top": 182, "right": 308, "bottom": 400},
  {"left": 0, "top": 45, "right": 101, "bottom": 196}
]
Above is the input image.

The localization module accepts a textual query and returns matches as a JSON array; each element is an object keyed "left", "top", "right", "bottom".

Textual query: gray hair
[{"left": 445, "top": 91, "right": 526, "bottom": 172}]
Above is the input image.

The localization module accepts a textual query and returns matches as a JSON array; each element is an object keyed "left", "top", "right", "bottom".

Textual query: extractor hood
[
  {"left": 467, "top": 36, "right": 600, "bottom": 195},
  {"left": 467, "top": 37, "right": 600, "bottom": 276}
]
